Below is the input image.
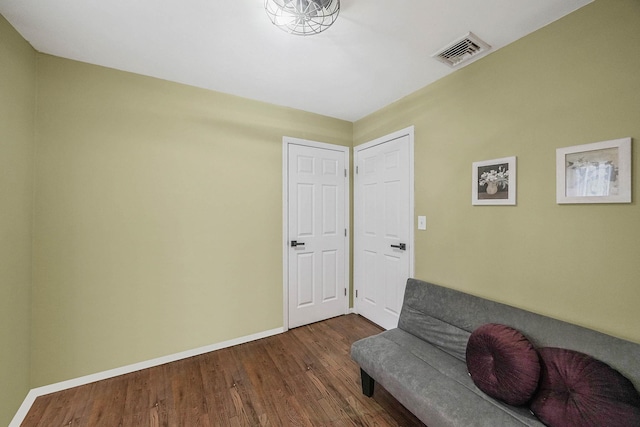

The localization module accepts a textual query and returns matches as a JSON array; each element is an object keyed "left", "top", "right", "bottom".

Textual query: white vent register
[{"left": 432, "top": 32, "right": 491, "bottom": 67}]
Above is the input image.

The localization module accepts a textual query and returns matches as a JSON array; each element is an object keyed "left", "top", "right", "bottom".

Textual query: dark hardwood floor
[{"left": 22, "top": 314, "right": 425, "bottom": 426}]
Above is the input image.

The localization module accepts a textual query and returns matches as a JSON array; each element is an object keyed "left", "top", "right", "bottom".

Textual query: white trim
[
  {"left": 353, "top": 126, "right": 416, "bottom": 320},
  {"left": 282, "top": 137, "right": 350, "bottom": 330},
  {"left": 9, "top": 326, "right": 284, "bottom": 427},
  {"left": 282, "top": 139, "right": 289, "bottom": 331}
]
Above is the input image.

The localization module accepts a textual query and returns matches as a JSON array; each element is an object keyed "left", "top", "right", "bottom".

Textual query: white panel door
[
  {"left": 286, "top": 141, "right": 348, "bottom": 329},
  {"left": 354, "top": 129, "right": 413, "bottom": 330}
]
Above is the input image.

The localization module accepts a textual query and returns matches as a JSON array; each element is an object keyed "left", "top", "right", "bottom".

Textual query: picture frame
[
  {"left": 556, "top": 137, "right": 631, "bottom": 204},
  {"left": 472, "top": 156, "right": 516, "bottom": 205}
]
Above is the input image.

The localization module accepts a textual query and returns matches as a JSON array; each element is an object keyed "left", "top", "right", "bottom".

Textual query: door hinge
[
  {"left": 344, "top": 228, "right": 347, "bottom": 237},
  {"left": 344, "top": 288, "right": 347, "bottom": 296},
  {"left": 356, "top": 166, "right": 359, "bottom": 174},
  {"left": 355, "top": 290, "right": 358, "bottom": 298},
  {"left": 344, "top": 168, "right": 347, "bottom": 177}
]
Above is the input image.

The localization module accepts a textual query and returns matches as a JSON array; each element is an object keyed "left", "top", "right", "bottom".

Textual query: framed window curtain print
[{"left": 556, "top": 138, "right": 631, "bottom": 204}]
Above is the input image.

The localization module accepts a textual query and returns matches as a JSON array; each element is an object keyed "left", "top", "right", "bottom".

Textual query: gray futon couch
[{"left": 351, "top": 278, "right": 640, "bottom": 426}]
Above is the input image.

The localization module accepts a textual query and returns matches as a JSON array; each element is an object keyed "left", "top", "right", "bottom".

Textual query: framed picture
[
  {"left": 472, "top": 156, "right": 516, "bottom": 205},
  {"left": 556, "top": 137, "right": 631, "bottom": 204}
]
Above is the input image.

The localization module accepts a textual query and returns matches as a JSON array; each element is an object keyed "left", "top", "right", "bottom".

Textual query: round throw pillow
[
  {"left": 530, "top": 347, "right": 640, "bottom": 427},
  {"left": 466, "top": 323, "right": 540, "bottom": 406}
]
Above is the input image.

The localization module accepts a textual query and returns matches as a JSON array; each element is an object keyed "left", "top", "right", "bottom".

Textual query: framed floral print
[
  {"left": 556, "top": 137, "right": 631, "bottom": 204},
  {"left": 472, "top": 156, "right": 517, "bottom": 205}
]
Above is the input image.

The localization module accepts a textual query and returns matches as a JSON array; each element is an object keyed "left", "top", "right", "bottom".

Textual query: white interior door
[
  {"left": 284, "top": 138, "right": 349, "bottom": 329},
  {"left": 354, "top": 127, "right": 414, "bottom": 330}
]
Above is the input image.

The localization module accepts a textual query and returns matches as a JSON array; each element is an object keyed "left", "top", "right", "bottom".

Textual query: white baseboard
[{"left": 9, "top": 326, "right": 284, "bottom": 427}]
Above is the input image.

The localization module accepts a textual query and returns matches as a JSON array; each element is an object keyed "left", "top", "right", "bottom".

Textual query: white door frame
[
  {"left": 282, "top": 137, "right": 350, "bottom": 331},
  {"left": 353, "top": 126, "right": 415, "bottom": 320}
]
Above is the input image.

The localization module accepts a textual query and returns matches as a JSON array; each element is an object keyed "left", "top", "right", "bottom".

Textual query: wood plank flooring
[{"left": 22, "top": 314, "right": 426, "bottom": 426}]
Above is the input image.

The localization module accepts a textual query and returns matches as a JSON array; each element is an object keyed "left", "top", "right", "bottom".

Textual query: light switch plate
[{"left": 418, "top": 216, "right": 426, "bottom": 230}]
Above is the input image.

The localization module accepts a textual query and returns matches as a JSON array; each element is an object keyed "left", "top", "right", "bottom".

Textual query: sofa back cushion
[
  {"left": 399, "top": 305, "right": 470, "bottom": 361},
  {"left": 398, "top": 279, "right": 640, "bottom": 392}
]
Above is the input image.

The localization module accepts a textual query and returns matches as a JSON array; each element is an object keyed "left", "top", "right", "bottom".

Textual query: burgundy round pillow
[
  {"left": 530, "top": 347, "right": 640, "bottom": 427},
  {"left": 466, "top": 323, "right": 540, "bottom": 406}
]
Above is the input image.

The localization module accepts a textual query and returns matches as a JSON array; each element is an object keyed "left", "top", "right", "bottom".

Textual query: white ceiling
[{"left": 0, "top": 0, "right": 592, "bottom": 122}]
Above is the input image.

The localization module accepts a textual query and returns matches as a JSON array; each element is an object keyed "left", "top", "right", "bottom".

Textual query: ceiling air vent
[{"left": 432, "top": 32, "right": 491, "bottom": 68}]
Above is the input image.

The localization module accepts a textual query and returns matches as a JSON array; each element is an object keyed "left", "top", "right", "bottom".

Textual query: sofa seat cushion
[
  {"left": 530, "top": 347, "right": 640, "bottom": 427},
  {"left": 466, "top": 323, "right": 540, "bottom": 406},
  {"left": 351, "top": 329, "right": 544, "bottom": 427}
]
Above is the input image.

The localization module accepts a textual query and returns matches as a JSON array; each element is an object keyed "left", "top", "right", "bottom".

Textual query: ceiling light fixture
[{"left": 265, "top": 0, "right": 340, "bottom": 36}]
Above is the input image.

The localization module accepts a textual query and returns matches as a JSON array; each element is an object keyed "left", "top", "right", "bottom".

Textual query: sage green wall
[
  {"left": 7, "top": 0, "right": 640, "bottom": 412},
  {"left": 354, "top": 0, "right": 640, "bottom": 343},
  {"left": 31, "top": 55, "right": 352, "bottom": 386},
  {"left": 0, "top": 15, "right": 36, "bottom": 426}
]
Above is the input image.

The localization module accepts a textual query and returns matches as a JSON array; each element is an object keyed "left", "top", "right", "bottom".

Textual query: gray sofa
[{"left": 351, "top": 278, "right": 640, "bottom": 426}]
